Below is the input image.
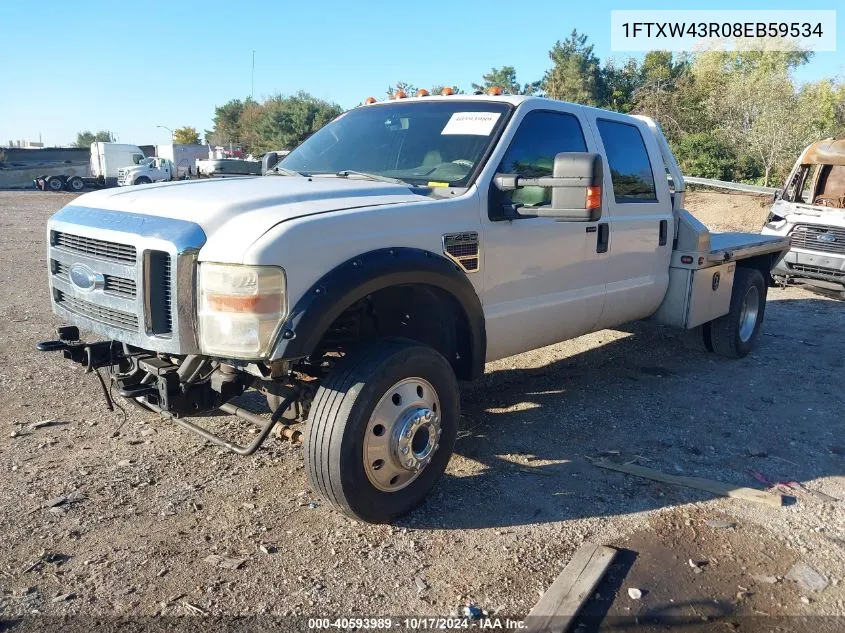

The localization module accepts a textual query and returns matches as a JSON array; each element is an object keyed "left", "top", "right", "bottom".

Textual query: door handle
[
  {"left": 659, "top": 219, "right": 668, "bottom": 246},
  {"left": 596, "top": 222, "right": 609, "bottom": 253}
]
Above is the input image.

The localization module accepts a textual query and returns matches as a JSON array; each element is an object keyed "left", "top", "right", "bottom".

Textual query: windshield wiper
[
  {"left": 335, "top": 170, "right": 407, "bottom": 185},
  {"left": 269, "top": 166, "right": 309, "bottom": 177}
]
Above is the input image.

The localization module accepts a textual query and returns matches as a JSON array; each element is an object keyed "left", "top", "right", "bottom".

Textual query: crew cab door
[
  {"left": 586, "top": 114, "right": 673, "bottom": 329},
  {"left": 480, "top": 104, "right": 608, "bottom": 362}
]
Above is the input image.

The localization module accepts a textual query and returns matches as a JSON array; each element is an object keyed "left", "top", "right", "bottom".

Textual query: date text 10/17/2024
[{"left": 307, "top": 617, "right": 528, "bottom": 630}]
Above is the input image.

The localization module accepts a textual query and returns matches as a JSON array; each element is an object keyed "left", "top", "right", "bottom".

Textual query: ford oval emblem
[
  {"left": 69, "top": 263, "right": 105, "bottom": 292},
  {"left": 817, "top": 233, "right": 837, "bottom": 243}
]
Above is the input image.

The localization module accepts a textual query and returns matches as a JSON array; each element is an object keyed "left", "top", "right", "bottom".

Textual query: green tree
[
  {"left": 173, "top": 126, "right": 200, "bottom": 145},
  {"left": 74, "top": 130, "right": 114, "bottom": 147},
  {"left": 472, "top": 66, "right": 540, "bottom": 95},
  {"left": 673, "top": 132, "right": 736, "bottom": 180},
  {"left": 632, "top": 52, "right": 699, "bottom": 140},
  {"left": 208, "top": 99, "right": 246, "bottom": 146},
  {"left": 542, "top": 30, "right": 601, "bottom": 104},
  {"left": 693, "top": 50, "right": 815, "bottom": 185},
  {"left": 599, "top": 58, "right": 641, "bottom": 112},
  {"left": 799, "top": 80, "right": 845, "bottom": 139},
  {"left": 253, "top": 92, "right": 342, "bottom": 153}
]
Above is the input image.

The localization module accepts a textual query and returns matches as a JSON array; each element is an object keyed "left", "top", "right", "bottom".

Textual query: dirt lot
[{"left": 0, "top": 190, "right": 843, "bottom": 630}]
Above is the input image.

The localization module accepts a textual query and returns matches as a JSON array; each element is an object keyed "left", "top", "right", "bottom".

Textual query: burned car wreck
[{"left": 763, "top": 138, "right": 845, "bottom": 297}]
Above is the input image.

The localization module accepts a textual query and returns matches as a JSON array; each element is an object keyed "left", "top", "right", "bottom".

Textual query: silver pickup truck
[{"left": 38, "top": 94, "right": 789, "bottom": 522}]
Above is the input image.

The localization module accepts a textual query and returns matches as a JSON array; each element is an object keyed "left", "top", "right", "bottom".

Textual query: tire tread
[
  {"left": 304, "top": 338, "right": 457, "bottom": 522},
  {"left": 709, "top": 267, "right": 766, "bottom": 358}
]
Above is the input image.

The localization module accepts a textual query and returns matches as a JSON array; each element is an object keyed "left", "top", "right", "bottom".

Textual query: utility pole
[
  {"left": 251, "top": 50, "right": 255, "bottom": 99},
  {"left": 157, "top": 125, "right": 174, "bottom": 141}
]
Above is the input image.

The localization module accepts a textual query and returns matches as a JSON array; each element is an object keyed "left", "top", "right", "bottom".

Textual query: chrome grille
[
  {"left": 53, "top": 260, "right": 137, "bottom": 298},
  {"left": 789, "top": 224, "right": 845, "bottom": 255},
  {"left": 52, "top": 231, "right": 137, "bottom": 263},
  {"left": 55, "top": 290, "right": 139, "bottom": 330},
  {"left": 105, "top": 275, "right": 137, "bottom": 297},
  {"left": 48, "top": 205, "right": 205, "bottom": 354}
]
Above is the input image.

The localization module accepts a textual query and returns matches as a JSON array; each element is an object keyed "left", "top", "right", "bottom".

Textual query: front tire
[
  {"left": 305, "top": 338, "right": 459, "bottom": 523},
  {"left": 134, "top": 176, "right": 151, "bottom": 185},
  {"left": 709, "top": 267, "right": 767, "bottom": 358}
]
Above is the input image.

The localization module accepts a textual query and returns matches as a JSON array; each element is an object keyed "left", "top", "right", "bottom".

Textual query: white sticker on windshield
[{"left": 441, "top": 112, "right": 501, "bottom": 136}]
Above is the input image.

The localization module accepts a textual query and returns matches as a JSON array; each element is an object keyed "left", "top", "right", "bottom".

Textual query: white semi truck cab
[
  {"left": 38, "top": 95, "right": 789, "bottom": 523},
  {"left": 117, "top": 157, "right": 176, "bottom": 186}
]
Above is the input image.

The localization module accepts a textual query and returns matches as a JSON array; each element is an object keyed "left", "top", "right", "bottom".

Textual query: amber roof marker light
[
  {"left": 487, "top": 86, "right": 503, "bottom": 95},
  {"left": 394, "top": 90, "right": 407, "bottom": 99},
  {"left": 364, "top": 97, "right": 377, "bottom": 104},
  {"left": 416, "top": 89, "right": 430, "bottom": 97},
  {"left": 440, "top": 87, "right": 455, "bottom": 96}
]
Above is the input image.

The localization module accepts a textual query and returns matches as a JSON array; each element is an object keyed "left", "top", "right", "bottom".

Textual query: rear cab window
[{"left": 595, "top": 119, "right": 658, "bottom": 203}]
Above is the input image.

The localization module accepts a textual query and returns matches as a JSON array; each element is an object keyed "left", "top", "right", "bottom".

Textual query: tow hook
[
  {"left": 36, "top": 327, "right": 123, "bottom": 371},
  {"left": 36, "top": 325, "right": 80, "bottom": 352},
  {"left": 36, "top": 327, "right": 126, "bottom": 411}
]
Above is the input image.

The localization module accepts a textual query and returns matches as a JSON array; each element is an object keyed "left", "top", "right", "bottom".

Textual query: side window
[
  {"left": 596, "top": 119, "right": 657, "bottom": 203},
  {"left": 495, "top": 111, "right": 587, "bottom": 211}
]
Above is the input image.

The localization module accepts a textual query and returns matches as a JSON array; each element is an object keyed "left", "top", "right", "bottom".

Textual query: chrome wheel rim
[
  {"left": 363, "top": 377, "right": 441, "bottom": 492},
  {"left": 738, "top": 285, "right": 760, "bottom": 343}
]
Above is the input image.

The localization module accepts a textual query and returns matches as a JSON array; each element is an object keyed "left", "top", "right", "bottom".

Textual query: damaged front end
[
  {"left": 764, "top": 138, "right": 845, "bottom": 296},
  {"left": 37, "top": 205, "right": 304, "bottom": 454},
  {"left": 36, "top": 326, "right": 301, "bottom": 455},
  {"left": 36, "top": 326, "right": 304, "bottom": 454},
  {"left": 37, "top": 331, "right": 247, "bottom": 415}
]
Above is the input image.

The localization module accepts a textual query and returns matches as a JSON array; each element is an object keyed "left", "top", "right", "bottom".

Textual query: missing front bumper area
[{"left": 36, "top": 327, "right": 300, "bottom": 455}]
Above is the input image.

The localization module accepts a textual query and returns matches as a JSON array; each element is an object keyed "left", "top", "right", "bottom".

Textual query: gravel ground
[{"left": 0, "top": 190, "right": 843, "bottom": 629}]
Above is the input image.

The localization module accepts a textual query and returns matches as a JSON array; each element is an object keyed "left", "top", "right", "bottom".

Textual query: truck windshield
[{"left": 280, "top": 101, "right": 512, "bottom": 187}]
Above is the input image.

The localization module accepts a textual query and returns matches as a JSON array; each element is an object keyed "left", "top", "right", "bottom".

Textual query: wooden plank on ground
[
  {"left": 590, "top": 459, "right": 785, "bottom": 508},
  {"left": 524, "top": 543, "right": 616, "bottom": 633}
]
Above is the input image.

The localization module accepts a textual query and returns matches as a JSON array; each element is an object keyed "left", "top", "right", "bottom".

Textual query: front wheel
[
  {"left": 304, "top": 338, "right": 459, "bottom": 523},
  {"left": 709, "top": 267, "right": 767, "bottom": 358},
  {"left": 134, "top": 176, "right": 151, "bottom": 185}
]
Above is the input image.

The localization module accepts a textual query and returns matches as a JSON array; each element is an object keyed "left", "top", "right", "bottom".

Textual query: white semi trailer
[{"left": 34, "top": 142, "right": 146, "bottom": 191}]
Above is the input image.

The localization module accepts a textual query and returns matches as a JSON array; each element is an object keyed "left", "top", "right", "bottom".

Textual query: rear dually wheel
[{"left": 709, "top": 267, "right": 767, "bottom": 358}]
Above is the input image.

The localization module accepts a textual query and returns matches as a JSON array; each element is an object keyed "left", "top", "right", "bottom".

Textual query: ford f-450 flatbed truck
[{"left": 38, "top": 95, "right": 789, "bottom": 523}]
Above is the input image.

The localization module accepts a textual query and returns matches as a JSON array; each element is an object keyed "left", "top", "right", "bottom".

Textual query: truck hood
[
  {"left": 773, "top": 198, "right": 845, "bottom": 219},
  {"left": 72, "top": 176, "right": 429, "bottom": 262}
]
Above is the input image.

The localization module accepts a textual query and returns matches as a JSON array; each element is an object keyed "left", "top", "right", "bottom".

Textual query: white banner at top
[{"left": 610, "top": 10, "right": 837, "bottom": 52}]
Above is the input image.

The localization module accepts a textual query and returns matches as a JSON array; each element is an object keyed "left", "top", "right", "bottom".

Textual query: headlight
[{"left": 197, "top": 263, "right": 286, "bottom": 358}]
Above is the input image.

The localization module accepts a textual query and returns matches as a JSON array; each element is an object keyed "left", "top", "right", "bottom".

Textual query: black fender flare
[{"left": 270, "top": 247, "right": 486, "bottom": 380}]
